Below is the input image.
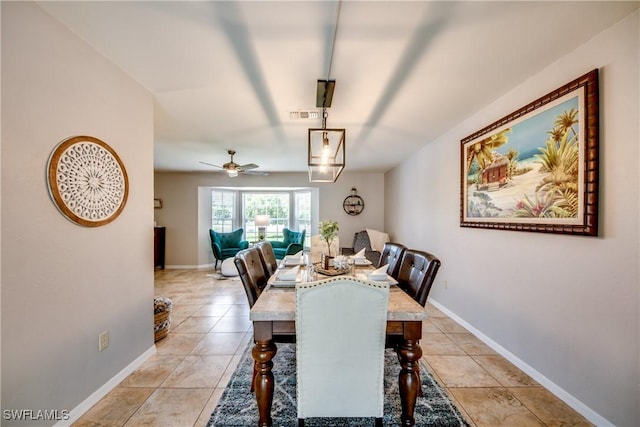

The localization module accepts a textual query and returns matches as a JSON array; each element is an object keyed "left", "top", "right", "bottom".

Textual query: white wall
[
  {"left": 385, "top": 11, "right": 639, "bottom": 426},
  {"left": 1, "top": 3, "right": 155, "bottom": 425},
  {"left": 154, "top": 171, "right": 385, "bottom": 268}
]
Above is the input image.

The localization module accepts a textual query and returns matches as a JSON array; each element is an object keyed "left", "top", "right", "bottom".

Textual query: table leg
[
  {"left": 396, "top": 338, "right": 423, "bottom": 426},
  {"left": 252, "top": 340, "right": 277, "bottom": 427}
]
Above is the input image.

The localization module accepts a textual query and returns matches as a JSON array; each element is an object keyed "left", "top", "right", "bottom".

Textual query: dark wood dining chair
[
  {"left": 234, "top": 248, "right": 268, "bottom": 307},
  {"left": 234, "top": 248, "right": 295, "bottom": 392},
  {"left": 395, "top": 249, "right": 441, "bottom": 307},
  {"left": 254, "top": 241, "right": 278, "bottom": 279},
  {"left": 378, "top": 242, "right": 407, "bottom": 279},
  {"left": 389, "top": 248, "right": 441, "bottom": 396}
]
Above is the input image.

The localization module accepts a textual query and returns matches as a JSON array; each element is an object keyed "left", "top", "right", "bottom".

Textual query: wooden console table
[{"left": 154, "top": 226, "right": 165, "bottom": 269}]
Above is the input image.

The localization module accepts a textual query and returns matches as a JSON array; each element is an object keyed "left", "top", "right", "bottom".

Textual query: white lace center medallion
[{"left": 47, "top": 136, "right": 129, "bottom": 227}]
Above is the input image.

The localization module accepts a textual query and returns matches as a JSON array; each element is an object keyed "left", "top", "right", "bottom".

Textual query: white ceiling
[{"left": 37, "top": 1, "right": 638, "bottom": 174}]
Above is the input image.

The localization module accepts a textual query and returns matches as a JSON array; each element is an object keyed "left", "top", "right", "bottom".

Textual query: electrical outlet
[
  {"left": 443, "top": 280, "right": 448, "bottom": 289},
  {"left": 99, "top": 330, "right": 109, "bottom": 351}
]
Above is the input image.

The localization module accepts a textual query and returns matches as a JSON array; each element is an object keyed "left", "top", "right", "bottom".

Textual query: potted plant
[{"left": 319, "top": 220, "right": 339, "bottom": 269}]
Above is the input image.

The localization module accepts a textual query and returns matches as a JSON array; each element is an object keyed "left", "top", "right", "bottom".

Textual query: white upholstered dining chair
[{"left": 295, "top": 277, "right": 389, "bottom": 426}]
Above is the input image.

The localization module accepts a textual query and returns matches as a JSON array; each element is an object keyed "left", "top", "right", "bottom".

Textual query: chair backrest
[
  {"left": 234, "top": 248, "right": 268, "bottom": 307},
  {"left": 254, "top": 241, "right": 278, "bottom": 278},
  {"left": 283, "top": 228, "right": 306, "bottom": 246},
  {"left": 309, "top": 234, "right": 340, "bottom": 263},
  {"left": 210, "top": 228, "right": 244, "bottom": 249},
  {"left": 396, "top": 249, "right": 441, "bottom": 307},
  {"left": 352, "top": 230, "right": 372, "bottom": 253},
  {"left": 378, "top": 242, "right": 407, "bottom": 278},
  {"left": 296, "top": 277, "right": 389, "bottom": 419}
]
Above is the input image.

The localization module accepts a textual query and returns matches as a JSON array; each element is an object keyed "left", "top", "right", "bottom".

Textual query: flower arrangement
[{"left": 319, "top": 220, "right": 339, "bottom": 256}]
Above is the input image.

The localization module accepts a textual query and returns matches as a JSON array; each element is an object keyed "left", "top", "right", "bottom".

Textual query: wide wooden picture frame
[{"left": 460, "top": 69, "right": 599, "bottom": 236}]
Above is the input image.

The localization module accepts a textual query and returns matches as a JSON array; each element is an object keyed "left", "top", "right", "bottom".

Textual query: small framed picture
[{"left": 154, "top": 198, "right": 163, "bottom": 209}]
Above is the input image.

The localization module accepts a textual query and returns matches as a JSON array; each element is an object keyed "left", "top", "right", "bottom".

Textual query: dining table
[{"left": 249, "top": 259, "right": 427, "bottom": 426}]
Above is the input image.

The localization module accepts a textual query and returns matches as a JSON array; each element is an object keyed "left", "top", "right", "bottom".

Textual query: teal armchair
[
  {"left": 209, "top": 228, "right": 249, "bottom": 268},
  {"left": 269, "top": 228, "right": 306, "bottom": 259}
]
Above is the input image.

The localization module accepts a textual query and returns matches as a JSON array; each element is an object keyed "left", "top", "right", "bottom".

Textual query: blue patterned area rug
[{"left": 207, "top": 342, "right": 469, "bottom": 427}]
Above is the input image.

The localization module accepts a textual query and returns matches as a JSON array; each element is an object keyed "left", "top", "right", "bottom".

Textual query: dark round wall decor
[
  {"left": 343, "top": 187, "right": 364, "bottom": 216},
  {"left": 47, "top": 135, "right": 129, "bottom": 227}
]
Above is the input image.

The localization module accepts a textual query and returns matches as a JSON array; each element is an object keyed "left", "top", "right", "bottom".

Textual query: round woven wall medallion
[{"left": 47, "top": 136, "right": 129, "bottom": 227}]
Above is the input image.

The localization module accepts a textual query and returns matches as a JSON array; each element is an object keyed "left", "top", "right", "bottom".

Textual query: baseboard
[
  {"left": 163, "top": 263, "right": 216, "bottom": 270},
  {"left": 428, "top": 299, "right": 613, "bottom": 427},
  {"left": 55, "top": 345, "right": 157, "bottom": 426}
]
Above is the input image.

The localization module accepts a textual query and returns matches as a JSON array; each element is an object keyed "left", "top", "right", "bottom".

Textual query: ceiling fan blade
[
  {"left": 237, "top": 163, "right": 259, "bottom": 171},
  {"left": 199, "top": 161, "right": 223, "bottom": 169},
  {"left": 243, "top": 170, "right": 269, "bottom": 176}
]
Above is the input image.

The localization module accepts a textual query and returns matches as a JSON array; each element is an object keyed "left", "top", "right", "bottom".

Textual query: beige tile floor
[{"left": 73, "top": 268, "right": 592, "bottom": 427}]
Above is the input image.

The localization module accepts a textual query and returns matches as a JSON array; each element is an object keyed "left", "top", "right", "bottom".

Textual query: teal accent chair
[
  {"left": 269, "top": 228, "right": 306, "bottom": 259},
  {"left": 209, "top": 228, "right": 249, "bottom": 268}
]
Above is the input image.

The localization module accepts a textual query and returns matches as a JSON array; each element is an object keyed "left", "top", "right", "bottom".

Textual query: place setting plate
[
  {"left": 282, "top": 255, "right": 303, "bottom": 267},
  {"left": 356, "top": 272, "right": 398, "bottom": 285},
  {"left": 350, "top": 257, "right": 371, "bottom": 266},
  {"left": 271, "top": 266, "right": 302, "bottom": 287}
]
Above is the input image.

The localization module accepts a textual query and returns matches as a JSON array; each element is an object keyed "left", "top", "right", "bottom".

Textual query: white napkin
[
  {"left": 278, "top": 265, "right": 300, "bottom": 281},
  {"left": 284, "top": 254, "right": 302, "bottom": 265},
  {"left": 369, "top": 264, "right": 388, "bottom": 281},
  {"left": 352, "top": 248, "right": 366, "bottom": 259}
]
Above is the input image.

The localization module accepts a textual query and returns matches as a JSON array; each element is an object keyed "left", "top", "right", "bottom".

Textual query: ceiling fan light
[{"left": 227, "top": 169, "right": 238, "bottom": 177}]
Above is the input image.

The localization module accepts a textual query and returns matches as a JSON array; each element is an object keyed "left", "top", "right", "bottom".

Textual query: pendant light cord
[
  {"left": 326, "top": 0, "right": 341, "bottom": 82},
  {"left": 322, "top": 0, "right": 341, "bottom": 130}
]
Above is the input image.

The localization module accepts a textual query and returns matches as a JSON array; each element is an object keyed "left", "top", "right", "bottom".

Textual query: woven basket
[
  {"left": 154, "top": 311, "right": 171, "bottom": 342},
  {"left": 154, "top": 297, "right": 173, "bottom": 342}
]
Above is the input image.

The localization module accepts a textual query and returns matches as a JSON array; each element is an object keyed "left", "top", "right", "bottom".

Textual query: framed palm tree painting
[{"left": 460, "top": 69, "right": 599, "bottom": 236}]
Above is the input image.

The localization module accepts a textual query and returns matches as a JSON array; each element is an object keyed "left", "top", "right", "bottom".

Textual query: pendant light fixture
[
  {"left": 308, "top": 2, "right": 345, "bottom": 183},
  {"left": 308, "top": 86, "right": 345, "bottom": 182}
]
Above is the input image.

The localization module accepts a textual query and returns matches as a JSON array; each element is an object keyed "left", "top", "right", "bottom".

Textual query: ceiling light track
[{"left": 325, "top": 0, "right": 341, "bottom": 84}]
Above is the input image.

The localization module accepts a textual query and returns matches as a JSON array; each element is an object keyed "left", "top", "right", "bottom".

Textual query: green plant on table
[{"left": 319, "top": 220, "right": 339, "bottom": 256}]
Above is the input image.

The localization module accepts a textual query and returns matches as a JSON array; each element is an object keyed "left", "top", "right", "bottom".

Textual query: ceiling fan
[{"left": 200, "top": 150, "right": 268, "bottom": 177}]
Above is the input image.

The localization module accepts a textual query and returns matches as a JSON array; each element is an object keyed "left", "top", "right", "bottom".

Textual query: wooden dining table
[{"left": 249, "top": 264, "right": 427, "bottom": 426}]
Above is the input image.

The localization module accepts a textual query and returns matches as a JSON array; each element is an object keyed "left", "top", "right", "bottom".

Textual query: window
[
  {"left": 243, "top": 193, "right": 290, "bottom": 241},
  {"left": 210, "top": 189, "right": 312, "bottom": 244},
  {"left": 211, "top": 190, "right": 236, "bottom": 232},
  {"left": 295, "top": 191, "right": 311, "bottom": 238}
]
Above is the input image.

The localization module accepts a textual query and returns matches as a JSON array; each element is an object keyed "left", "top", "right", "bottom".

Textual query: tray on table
[{"left": 314, "top": 263, "right": 352, "bottom": 277}]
